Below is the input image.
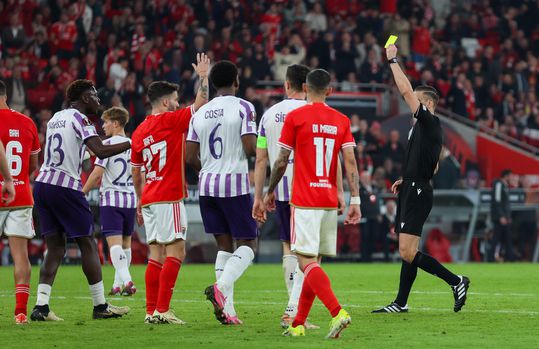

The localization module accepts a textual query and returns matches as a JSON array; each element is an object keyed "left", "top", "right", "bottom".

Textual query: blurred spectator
[
  {"left": 432, "top": 147, "right": 461, "bottom": 189},
  {"left": 273, "top": 35, "right": 305, "bottom": 81},
  {"left": 359, "top": 171, "right": 381, "bottom": 263},
  {"left": 5, "top": 66, "right": 28, "bottom": 112},
  {"left": 305, "top": 2, "right": 327, "bottom": 32},
  {"left": 489, "top": 169, "right": 515, "bottom": 262},
  {"left": 382, "top": 129, "right": 405, "bottom": 168}
]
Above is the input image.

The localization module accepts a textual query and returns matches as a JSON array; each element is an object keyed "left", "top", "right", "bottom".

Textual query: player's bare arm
[
  {"left": 82, "top": 166, "right": 105, "bottom": 195},
  {"left": 85, "top": 136, "right": 130, "bottom": 159},
  {"left": 386, "top": 44, "right": 420, "bottom": 114},
  {"left": 241, "top": 134, "right": 257, "bottom": 157},
  {"left": 253, "top": 147, "right": 269, "bottom": 222},
  {"left": 0, "top": 140, "right": 15, "bottom": 204},
  {"left": 192, "top": 53, "right": 211, "bottom": 112},
  {"left": 264, "top": 147, "right": 292, "bottom": 211},
  {"left": 29, "top": 153, "right": 39, "bottom": 177},
  {"left": 131, "top": 166, "right": 145, "bottom": 226},
  {"left": 342, "top": 147, "right": 361, "bottom": 225},
  {"left": 337, "top": 156, "right": 345, "bottom": 215},
  {"left": 185, "top": 142, "right": 202, "bottom": 172}
]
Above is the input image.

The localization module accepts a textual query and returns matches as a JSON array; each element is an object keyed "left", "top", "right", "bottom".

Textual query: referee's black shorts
[{"left": 395, "top": 180, "right": 433, "bottom": 237}]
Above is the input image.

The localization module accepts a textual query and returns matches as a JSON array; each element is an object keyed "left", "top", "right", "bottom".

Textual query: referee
[{"left": 372, "top": 44, "right": 470, "bottom": 314}]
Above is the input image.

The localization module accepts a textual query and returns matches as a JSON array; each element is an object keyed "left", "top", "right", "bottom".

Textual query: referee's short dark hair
[
  {"left": 306, "top": 69, "right": 331, "bottom": 94},
  {"left": 210, "top": 60, "right": 238, "bottom": 90},
  {"left": 66, "top": 79, "right": 95, "bottom": 103},
  {"left": 286, "top": 64, "right": 310, "bottom": 92},
  {"left": 147, "top": 81, "right": 180, "bottom": 104},
  {"left": 415, "top": 85, "right": 439, "bottom": 108}
]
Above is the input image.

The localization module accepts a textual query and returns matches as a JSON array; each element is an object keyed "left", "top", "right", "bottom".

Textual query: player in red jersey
[
  {"left": 263, "top": 69, "right": 361, "bottom": 338},
  {"left": 131, "top": 53, "right": 210, "bottom": 324},
  {"left": 0, "top": 80, "right": 40, "bottom": 324}
]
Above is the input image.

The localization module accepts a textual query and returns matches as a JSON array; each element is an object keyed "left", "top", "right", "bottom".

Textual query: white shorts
[
  {"left": 0, "top": 208, "right": 35, "bottom": 239},
  {"left": 142, "top": 201, "right": 187, "bottom": 244},
  {"left": 290, "top": 207, "right": 338, "bottom": 257}
]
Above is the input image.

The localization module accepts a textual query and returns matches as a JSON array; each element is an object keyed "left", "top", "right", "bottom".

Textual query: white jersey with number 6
[
  {"left": 187, "top": 95, "right": 257, "bottom": 198},
  {"left": 94, "top": 135, "right": 136, "bottom": 208}
]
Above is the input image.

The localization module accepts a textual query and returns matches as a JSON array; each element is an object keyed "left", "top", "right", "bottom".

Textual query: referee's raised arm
[{"left": 386, "top": 44, "right": 420, "bottom": 114}]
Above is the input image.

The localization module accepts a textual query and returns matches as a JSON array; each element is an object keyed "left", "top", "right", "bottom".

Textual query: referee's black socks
[
  {"left": 394, "top": 261, "right": 418, "bottom": 307},
  {"left": 412, "top": 251, "right": 460, "bottom": 286}
]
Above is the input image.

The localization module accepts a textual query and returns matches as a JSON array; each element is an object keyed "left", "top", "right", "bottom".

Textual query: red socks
[
  {"left": 145, "top": 259, "right": 163, "bottom": 315},
  {"left": 156, "top": 257, "right": 182, "bottom": 313},
  {"left": 293, "top": 262, "right": 341, "bottom": 326},
  {"left": 15, "top": 284, "right": 30, "bottom": 315}
]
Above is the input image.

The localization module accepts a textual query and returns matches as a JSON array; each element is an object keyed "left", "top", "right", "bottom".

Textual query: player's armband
[{"left": 257, "top": 136, "right": 268, "bottom": 149}]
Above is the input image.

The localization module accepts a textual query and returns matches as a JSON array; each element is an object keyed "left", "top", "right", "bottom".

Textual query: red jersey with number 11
[
  {"left": 278, "top": 103, "right": 355, "bottom": 209},
  {"left": 0, "top": 109, "right": 41, "bottom": 209},
  {"left": 131, "top": 105, "right": 194, "bottom": 206}
]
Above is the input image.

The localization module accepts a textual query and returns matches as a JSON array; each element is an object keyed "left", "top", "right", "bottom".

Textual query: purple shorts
[
  {"left": 33, "top": 182, "right": 93, "bottom": 238},
  {"left": 275, "top": 201, "right": 291, "bottom": 242},
  {"left": 199, "top": 194, "right": 258, "bottom": 240},
  {"left": 100, "top": 206, "right": 135, "bottom": 237}
]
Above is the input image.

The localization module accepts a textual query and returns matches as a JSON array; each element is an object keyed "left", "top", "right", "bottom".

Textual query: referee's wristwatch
[{"left": 388, "top": 57, "right": 398, "bottom": 64}]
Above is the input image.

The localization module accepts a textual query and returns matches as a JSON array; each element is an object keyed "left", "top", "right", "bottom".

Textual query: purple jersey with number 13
[
  {"left": 187, "top": 95, "right": 257, "bottom": 197},
  {"left": 36, "top": 108, "right": 98, "bottom": 191}
]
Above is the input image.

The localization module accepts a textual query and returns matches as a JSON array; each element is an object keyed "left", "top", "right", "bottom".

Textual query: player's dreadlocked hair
[
  {"left": 415, "top": 85, "right": 439, "bottom": 108},
  {"left": 286, "top": 64, "right": 310, "bottom": 92},
  {"left": 66, "top": 79, "right": 95, "bottom": 103}
]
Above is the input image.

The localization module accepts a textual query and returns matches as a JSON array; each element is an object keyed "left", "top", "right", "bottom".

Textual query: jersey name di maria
[
  {"left": 95, "top": 135, "right": 135, "bottom": 209},
  {"left": 258, "top": 99, "right": 306, "bottom": 201},
  {"left": 0, "top": 109, "right": 41, "bottom": 208},
  {"left": 36, "top": 108, "right": 98, "bottom": 191},
  {"left": 131, "top": 105, "right": 194, "bottom": 206},
  {"left": 278, "top": 102, "right": 355, "bottom": 209},
  {"left": 187, "top": 95, "right": 257, "bottom": 197}
]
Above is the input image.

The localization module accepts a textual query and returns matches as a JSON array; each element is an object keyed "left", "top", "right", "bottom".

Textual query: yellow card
[{"left": 384, "top": 35, "right": 398, "bottom": 48}]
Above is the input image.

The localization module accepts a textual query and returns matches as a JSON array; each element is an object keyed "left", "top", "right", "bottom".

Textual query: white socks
[
  {"left": 217, "top": 246, "right": 254, "bottom": 296},
  {"left": 282, "top": 255, "right": 298, "bottom": 296},
  {"left": 215, "top": 251, "right": 235, "bottom": 315},
  {"left": 124, "top": 248, "right": 132, "bottom": 266},
  {"left": 36, "top": 284, "right": 52, "bottom": 306},
  {"left": 89, "top": 281, "right": 106, "bottom": 307},
  {"left": 110, "top": 245, "right": 132, "bottom": 287},
  {"left": 285, "top": 265, "right": 304, "bottom": 317}
]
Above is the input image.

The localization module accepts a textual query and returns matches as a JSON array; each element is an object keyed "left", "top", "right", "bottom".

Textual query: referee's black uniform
[{"left": 395, "top": 104, "right": 442, "bottom": 236}]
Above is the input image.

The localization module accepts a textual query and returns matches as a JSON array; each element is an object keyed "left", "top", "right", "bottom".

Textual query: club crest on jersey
[
  {"left": 9, "top": 129, "right": 19, "bottom": 137},
  {"left": 249, "top": 111, "right": 256, "bottom": 122}
]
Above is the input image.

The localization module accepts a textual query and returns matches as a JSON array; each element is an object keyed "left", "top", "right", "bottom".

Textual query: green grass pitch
[{"left": 0, "top": 263, "right": 538, "bottom": 348}]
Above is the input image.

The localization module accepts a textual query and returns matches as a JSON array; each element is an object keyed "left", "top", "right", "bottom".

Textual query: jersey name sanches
[
  {"left": 187, "top": 96, "right": 257, "bottom": 197},
  {"left": 279, "top": 102, "right": 355, "bottom": 209},
  {"left": 36, "top": 108, "right": 98, "bottom": 191},
  {"left": 95, "top": 135, "right": 135, "bottom": 208},
  {"left": 0, "top": 109, "right": 41, "bottom": 209},
  {"left": 258, "top": 99, "right": 306, "bottom": 202},
  {"left": 131, "top": 105, "right": 194, "bottom": 206}
]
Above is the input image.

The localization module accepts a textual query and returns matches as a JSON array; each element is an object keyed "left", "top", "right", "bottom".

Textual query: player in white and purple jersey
[
  {"left": 83, "top": 107, "right": 136, "bottom": 297},
  {"left": 186, "top": 61, "right": 257, "bottom": 325},
  {"left": 251, "top": 64, "right": 321, "bottom": 329},
  {"left": 31, "top": 80, "right": 130, "bottom": 321}
]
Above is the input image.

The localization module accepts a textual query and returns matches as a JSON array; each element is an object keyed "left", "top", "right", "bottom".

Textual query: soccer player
[
  {"left": 251, "top": 64, "right": 320, "bottom": 329},
  {"left": 263, "top": 69, "right": 361, "bottom": 338},
  {"left": 0, "top": 80, "right": 40, "bottom": 324},
  {"left": 372, "top": 45, "right": 470, "bottom": 314},
  {"left": 186, "top": 60, "right": 257, "bottom": 325},
  {"left": 131, "top": 53, "right": 210, "bottom": 324},
  {"left": 82, "top": 107, "right": 136, "bottom": 296},
  {"left": 31, "top": 79, "right": 131, "bottom": 321}
]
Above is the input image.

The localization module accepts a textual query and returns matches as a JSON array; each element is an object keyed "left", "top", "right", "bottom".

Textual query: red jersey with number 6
[
  {"left": 0, "top": 109, "right": 41, "bottom": 209},
  {"left": 131, "top": 105, "right": 194, "bottom": 206},
  {"left": 278, "top": 102, "right": 355, "bottom": 209}
]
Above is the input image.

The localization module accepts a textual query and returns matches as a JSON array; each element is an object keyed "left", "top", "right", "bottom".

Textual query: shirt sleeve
[
  {"left": 72, "top": 112, "right": 98, "bottom": 141},
  {"left": 278, "top": 112, "right": 295, "bottom": 150},
  {"left": 239, "top": 100, "right": 257, "bottom": 136},
  {"left": 30, "top": 121, "right": 41, "bottom": 154},
  {"left": 166, "top": 105, "right": 195, "bottom": 132},
  {"left": 130, "top": 134, "right": 143, "bottom": 168},
  {"left": 341, "top": 118, "right": 356, "bottom": 149},
  {"left": 186, "top": 115, "right": 200, "bottom": 143},
  {"left": 257, "top": 114, "right": 268, "bottom": 149}
]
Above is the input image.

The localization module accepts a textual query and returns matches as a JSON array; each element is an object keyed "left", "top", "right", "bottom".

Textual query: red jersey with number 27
[
  {"left": 0, "top": 109, "right": 41, "bottom": 209},
  {"left": 278, "top": 103, "right": 355, "bottom": 209},
  {"left": 131, "top": 105, "right": 194, "bottom": 206}
]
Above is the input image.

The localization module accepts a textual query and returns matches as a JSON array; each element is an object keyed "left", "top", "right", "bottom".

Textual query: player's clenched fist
[{"left": 386, "top": 44, "right": 398, "bottom": 60}]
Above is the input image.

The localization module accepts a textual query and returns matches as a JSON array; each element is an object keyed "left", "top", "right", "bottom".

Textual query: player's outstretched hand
[
  {"left": 252, "top": 197, "right": 267, "bottom": 223},
  {"left": 136, "top": 203, "right": 144, "bottom": 226},
  {"left": 263, "top": 192, "right": 276, "bottom": 212},
  {"left": 192, "top": 52, "right": 210, "bottom": 78},
  {"left": 1, "top": 179, "right": 15, "bottom": 205},
  {"left": 337, "top": 191, "right": 345, "bottom": 216},
  {"left": 386, "top": 44, "right": 398, "bottom": 60},
  {"left": 391, "top": 179, "right": 403, "bottom": 195},
  {"left": 344, "top": 204, "right": 361, "bottom": 225}
]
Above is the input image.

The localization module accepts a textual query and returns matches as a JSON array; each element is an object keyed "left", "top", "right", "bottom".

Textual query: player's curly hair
[
  {"left": 415, "top": 85, "right": 439, "bottom": 107},
  {"left": 210, "top": 60, "right": 238, "bottom": 90},
  {"left": 66, "top": 79, "right": 95, "bottom": 103}
]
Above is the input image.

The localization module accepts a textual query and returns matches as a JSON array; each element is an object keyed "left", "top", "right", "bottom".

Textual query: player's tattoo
[
  {"left": 200, "top": 78, "right": 209, "bottom": 101},
  {"left": 349, "top": 171, "right": 360, "bottom": 196},
  {"left": 268, "top": 147, "right": 291, "bottom": 193}
]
